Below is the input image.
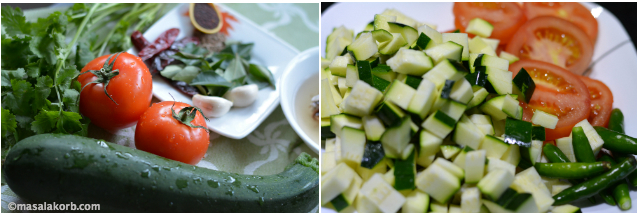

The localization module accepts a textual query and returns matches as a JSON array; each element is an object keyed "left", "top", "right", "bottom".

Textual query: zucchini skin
[
  {"left": 595, "top": 127, "right": 637, "bottom": 154},
  {"left": 4, "top": 134, "right": 318, "bottom": 213},
  {"left": 543, "top": 144, "right": 570, "bottom": 163},
  {"left": 552, "top": 157, "right": 637, "bottom": 205},
  {"left": 572, "top": 127, "right": 596, "bottom": 163},
  {"left": 608, "top": 108, "right": 625, "bottom": 134},
  {"left": 534, "top": 162, "right": 610, "bottom": 179}
]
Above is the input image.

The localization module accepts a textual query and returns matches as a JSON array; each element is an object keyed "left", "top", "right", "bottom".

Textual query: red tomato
[
  {"left": 453, "top": 2, "right": 527, "bottom": 45},
  {"left": 78, "top": 52, "right": 153, "bottom": 132},
  {"left": 579, "top": 76, "right": 614, "bottom": 127},
  {"left": 135, "top": 101, "right": 210, "bottom": 165},
  {"left": 505, "top": 16, "right": 594, "bottom": 75},
  {"left": 511, "top": 60, "right": 591, "bottom": 141},
  {"left": 523, "top": 2, "right": 598, "bottom": 44}
]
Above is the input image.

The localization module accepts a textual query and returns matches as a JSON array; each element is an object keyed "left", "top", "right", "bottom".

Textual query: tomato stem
[
  {"left": 78, "top": 52, "right": 123, "bottom": 105},
  {"left": 170, "top": 102, "right": 210, "bottom": 132}
]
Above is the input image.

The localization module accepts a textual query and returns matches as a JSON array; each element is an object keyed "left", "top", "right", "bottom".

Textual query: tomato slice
[
  {"left": 453, "top": 2, "right": 526, "bottom": 45},
  {"left": 523, "top": 2, "right": 598, "bottom": 44},
  {"left": 511, "top": 60, "right": 591, "bottom": 141},
  {"left": 505, "top": 16, "right": 594, "bottom": 75},
  {"left": 579, "top": 76, "right": 614, "bottom": 127}
]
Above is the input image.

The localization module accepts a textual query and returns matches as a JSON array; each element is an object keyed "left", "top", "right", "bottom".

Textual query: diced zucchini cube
[
  {"left": 556, "top": 136, "right": 576, "bottom": 162},
  {"left": 502, "top": 94, "right": 521, "bottom": 119},
  {"left": 499, "top": 51, "right": 520, "bottom": 64},
  {"left": 432, "top": 158, "right": 465, "bottom": 180},
  {"left": 386, "top": 48, "right": 433, "bottom": 75},
  {"left": 321, "top": 163, "right": 357, "bottom": 205},
  {"left": 442, "top": 33, "right": 470, "bottom": 61},
  {"left": 321, "top": 78, "right": 342, "bottom": 118},
  {"left": 422, "top": 59, "right": 467, "bottom": 90},
  {"left": 487, "top": 157, "right": 516, "bottom": 176},
  {"left": 465, "top": 150, "right": 487, "bottom": 184},
  {"left": 424, "top": 41, "right": 464, "bottom": 64},
  {"left": 340, "top": 127, "right": 366, "bottom": 167},
  {"left": 345, "top": 64, "right": 359, "bottom": 87},
  {"left": 449, "top": 78, "right": 474, "bottom": 104},
  {"left": 359, "top": 174, "right": 406, "bottom": 213},
  {"left": 407, "top": 79, "right": 437, "bottom": 119},
  {"left": 385, "top": 80, "right": 417, "bottom": 109},
  {"left": 422, "top": 110, "right": 456, "bottom": 138},
  {"left": 461, "top": 187, "right": 482, "bottom": 213},
  {"left": 500, "top": 144, "right": 521, "bottom": 166},
  {"left": 402, "top": 190, "right": 430, "bottom": 213},
  {"left": 362, "top": 115, "right": 386, "bottom": 141},
  {"left": 478, "top": 169, "right": 515, "bottom": 200},
  {"left": 417, "top": 24, "right": 442, "bottom": 45},
  {"left": 480, "top": 135, "right": 510, "bottom": 159},
  {"left": 440, "top": 145, "right": 462, "bottom": 159},
  {"left": 454, "top": 115, "right": 485, "bottom": 150},
  {"left": 348, "top": 32, "right": 379, "bottom": 61},
  {"left": 341, "top": 80, "right": 383, "bottom": 117},
  {"left": 572, "top": 119, "right": 605, "bottom": 154},
  {"left": 466, "top": 18, "right": 494, "bottom": 37},
  {"left": 329, "top": 55, "right": 353, "bottom": 77},
  {"left": 416, "top": 163, "right": 461, "bottom": 204}
]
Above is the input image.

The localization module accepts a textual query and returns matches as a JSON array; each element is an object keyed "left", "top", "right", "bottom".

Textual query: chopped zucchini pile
[{"left": 321, "top": 11, "right": 601, "bottom": 213}]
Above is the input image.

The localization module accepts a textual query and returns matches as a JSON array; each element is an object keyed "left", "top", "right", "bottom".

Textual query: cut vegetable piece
[
  {"left": 482, "top": 199, "right": 513, "bottom": 213},
  {"left": 362, "top": 115, "right": 385, "bottom": 141},
  {"left": 422, "top": 59, "right": 468, "bottom": 89},
  {"left": 480, "top": 135, "right": 510, "bottom": 159},
  {"left": 329, "top": 79, "right": 344, "bottom": 106},
  {"left": 510, "top": 167, "right": 554, "bottom": 212},
  {"left": 461, "top": 187, "right": 482, "bottom": 213},
  {"left": 359, "top": 173, "right": 405, "bottom": 213},
  {"left": 503, "top": 193, "right": 538, "bottom": 213},
  {"left": 478, "top": 66, "right": 512, "bottom": 95},
  {"left": 440, "top": 80, "right": 455, "bottom": 100},
  {"left": 470, "top": 114, "right": 495, "bottom": 135},
  {"left": 321, "top": 78, "right": 341, "bottom": 118},
  {"left": 376, "top": 101, "right": 406, "bottom": 127},
  {"left": 373, "top": 14, "right": 397, "bottom": 31},
  {"left": 430, "top": 201, "right": 449, "bottom": 213},
  {"left": 503, "top": 117, "right": 532, "bottom": 147},
  {"left": 394, "top": 149, "right": 416, "bottom": 190},
  {"left": 440, "top": 100, "right": 467, "bottom": 121},
  {"left": 340, "top": 127, "right": 366, "bottom": 167},
  {"left": 371, "top": 64, "right": 395, "bottom": 81},
  {"left": 449, "top": 204, "right": 461, "bottom": 213},
  {"left": 449, "top": 78, "right": 474, "bottom": 104},
  {"left": 511, "top": 68, "right": 535, "bottom": 103},
  {"left": 572, "top": 119, "right": 605, "bottom": 154},
  {"left": 466, "top": 18, "right": 493, "bottom": 37},
  {"left": 442, "top": 33, "right": 470, "bottom": 61},
  {"left": 555, "top": 136, "right": 576, "bottom": 162},
  {"left": 371, "top": 75, "right": 391, "bottom": 93},
  {"left": 520, "top": 140, "right": 543, "bottom": 166},
  {"left": 321, "top": 163, "right": 357, "bottom": 205},
  {"left": 422, "top": 110, "right": 456, "bottom": 139},
  {"left": 378, "top": 32, "right": 408, "bottom": 55},
  {"left": 381, "top": 117, "right": 412, "bottom": 159},
  {"left": 337, "top": 77, "right": 347, "bottom": 97},
  {"left": 348, "top": 32, "right": 378, "bottom": 61},
  {"left": 478, "top": 169, "right": 515, "bottom": 200},
  {"left": 500, "top": 145, "right": 520, "bottom": 166},
  {"left": 453, "top": 146, "right": 474, "bottom": 168},
  {"left": 330, "top": 171, "right": 362, "bottom": 211},
  {"left": 479, "top": 95, "right": 509, "bottom": 121},
  {"left": 424, "top": 41, "right": 463, "bottom": 64},
  {"left": 356, "top": 60, "right": 374, "bottom": 87},
  {"left": 502, "top": 95, "right": 521, "bottom": 119},
  {"left": 454, "top": 115, "right": 486, "bottom": 150},
  {"left": 326, "top": 26, "right": 354, "bottom": 60},
  {"left": 441, "top": 145, "right": 462, "bottom": 159},
  {"left": 386, "top": 48, "right": 433, "bottom": 76},
  {"left": 532, "top": 126, "right": 546, "bottom": 141},
  {"left": 402, "top": 190, "right": 430, "bottom": 213},
  {"left": 465, "top": 150, "right": 487, "bottom": 184},
  {"left": 341, "top": 80, "right": 383, "bottom": 117},
  {"left": 402, "top": 75, "right": 423, "bottom": 89},
  {"left": 371, "top": 29, "right": 393, "bottom": 43},
  {"left": 401, "top": 25, "right": 419, "bottom": 48},
  {"left": 356, "top": 159, "right": 388, "bottom": 182},
  {"left": 416, "top": 162, "right": 461, "bottom": 204},
  {"left": 499, "top": 51, "right": 519, "bottom": 64},
  {"left": 384, "top": 80, "right": 417, "bottom": 110},
  {"left": 432, "top": 158, "right": 465, "bottom": 180},
  {"left": 552, "top": 204, "right": 581, "bottom": 213},
  {"left": 417, "top": 131, "right": 443, "bottom": 166},
  {"left": 330, "top": 55, "right": 353, "bottom": 77},
  {"left": 415, "top": 32, "right": 436, "bottom": 50},
  {"left": 487, "top": 157, "right": 516, "bottom": 175},
  {"left": 360, "top": 141, "right": 385, "bottom": 170},
  {"left": 468, "top": 37, "right": 497, "bottom": 57},
  {"left": 330, "top": 114, "right": 362, "bottom": 138},
  {"left": 467, "top": 87, "right": 489, "bottom": 109},
  {"left": 345, "top": 64, "right": 359, "bottom": 87},
  {"left": 321, "top": 118, "right": 335, "bottom": 139},
  {"left": 551, "top": 183, "right": 572, "bottom": 197},
  {"left": 417, "top": 24, "right": 442, "bottom": 45},
  {"left": 482, "top": 38, "right": 500, "bottom": 51}
]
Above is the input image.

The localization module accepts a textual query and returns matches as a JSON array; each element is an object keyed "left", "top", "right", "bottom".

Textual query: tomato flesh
[
  {"left": 453, "top": 2, "right": 526, "bottom": 45},
  {"left": 506, "top": 16, "right": 593, "bottom": 75},
  {"left": 523, "top": 2, "right": 598, "bottom": 44},
  {"left": 511, "top": 60, "right": 590, "bottom": 141},
  {"left": 78, "top": 53, "right": 153, "bottom": 132},
  {"left": 135, "top": 102, "right": 210, "bottom": 165},
  {"left": 579, "top": 76, "right": 614, "bottom": 127}
]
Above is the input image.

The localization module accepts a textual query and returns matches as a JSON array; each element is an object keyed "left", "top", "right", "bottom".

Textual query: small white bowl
[{"left": 280, "top": 46, "right": 320, "bottom": 153}]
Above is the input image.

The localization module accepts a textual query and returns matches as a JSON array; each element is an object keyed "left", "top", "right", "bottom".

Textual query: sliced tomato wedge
[
  {"left": 523, "top": 2, "right": 598, "bottom": 44},
  {"left": 511, "top": 60, "right": 591, "bottom": 141},
  {"left": 505, "top": 16, "right": 594, "bottom": 75},
  {"left": 453, "top": 2, "right": 526, "bottom": 45},
  {"left": 579, "top": 76, "right": 614, "bottom": 127}
]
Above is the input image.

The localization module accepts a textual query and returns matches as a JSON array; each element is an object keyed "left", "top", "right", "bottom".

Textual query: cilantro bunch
[{"left": 1, "top": 4, "right": 166, "bottom": 154}]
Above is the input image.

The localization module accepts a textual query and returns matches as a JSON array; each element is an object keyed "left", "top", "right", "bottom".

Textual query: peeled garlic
[
  {"left": 223, "top": 84, "right": 258, "bottom": 107},
  {"left": 192, "top": 94, "right": 233, "bottom": 118}
]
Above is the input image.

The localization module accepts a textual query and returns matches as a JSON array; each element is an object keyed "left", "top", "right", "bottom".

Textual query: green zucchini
[{"left": 4, "top": 134, "right": 319, "bottom": 213}]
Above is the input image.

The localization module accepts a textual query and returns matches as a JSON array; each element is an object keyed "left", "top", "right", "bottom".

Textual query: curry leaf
[
  {"left": 223, "top": 55, "right": 247, "bottom": 82},
  {"left": 190, "top": 70, "right": 233, "bottom": 88},
  {"left": 171, "top": 66, "right": 201, "bottom": 84},
  {"left": 248, "top": 63, "right": 276, "bottom": 88}
]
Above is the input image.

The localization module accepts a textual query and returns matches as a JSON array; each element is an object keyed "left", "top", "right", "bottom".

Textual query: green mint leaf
[
  {"left": 221, "top": 42, "right": 254, "bottom": 60},
  {"left": 1, "top": 68, "right": 27, "bottom": 87},
  {"left": 1, "top": 6, "right": 31, "bottom": 36},
  {"left": 171, "top": 66, "right": 201, "bottom": 84},
  {"left": 160, "top": 65, "right": 184, "bottom": 79},
  {"left": 56, "top": 111, "right": 83, "bottom": 134},
  {"left": 180, "top": 42, "right": 209, "bottom": 57},
  {"left": 57, "top": 66, "right": 79, "bottom": 90},
  {"left": 1, "top": 34, "right": 33, "bottom": 69},
  {"left": 31, "top": 110, "right": 59, "bottom": 134},
  {"left": 223, "top": 55, "right": 247, "bottom": 82},
  {"left": 1, "top": 107, "right": 17, "bottom": 138},
  {"left": 190, "top": 70, "right": 232, "bottom": 88},
  {"left": 248, "top": 63, "right": 276, "bottom": 89}
]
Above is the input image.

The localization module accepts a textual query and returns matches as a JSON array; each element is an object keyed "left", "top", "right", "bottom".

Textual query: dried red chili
[
  {"left": 138, "top": 28, "right": 180, "bottom": 61},
  {"left": 131, "top": 31, "right": 150, "bottom": 51}
]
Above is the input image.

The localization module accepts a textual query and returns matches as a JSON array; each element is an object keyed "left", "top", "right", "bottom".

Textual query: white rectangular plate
[
  {"left": 129, "top": 3, "right": 299, "bottom": 139},
  {"left": 321, "top": 2, "right": 637, "bottom": 213}
]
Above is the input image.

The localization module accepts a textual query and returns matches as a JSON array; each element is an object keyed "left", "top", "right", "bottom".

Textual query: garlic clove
[
  {"left": 192, "top": 94, "right": 233, "bottom": 118},
  {"left": 223, "top": 84, "right": 259, "bottom": 108}
]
